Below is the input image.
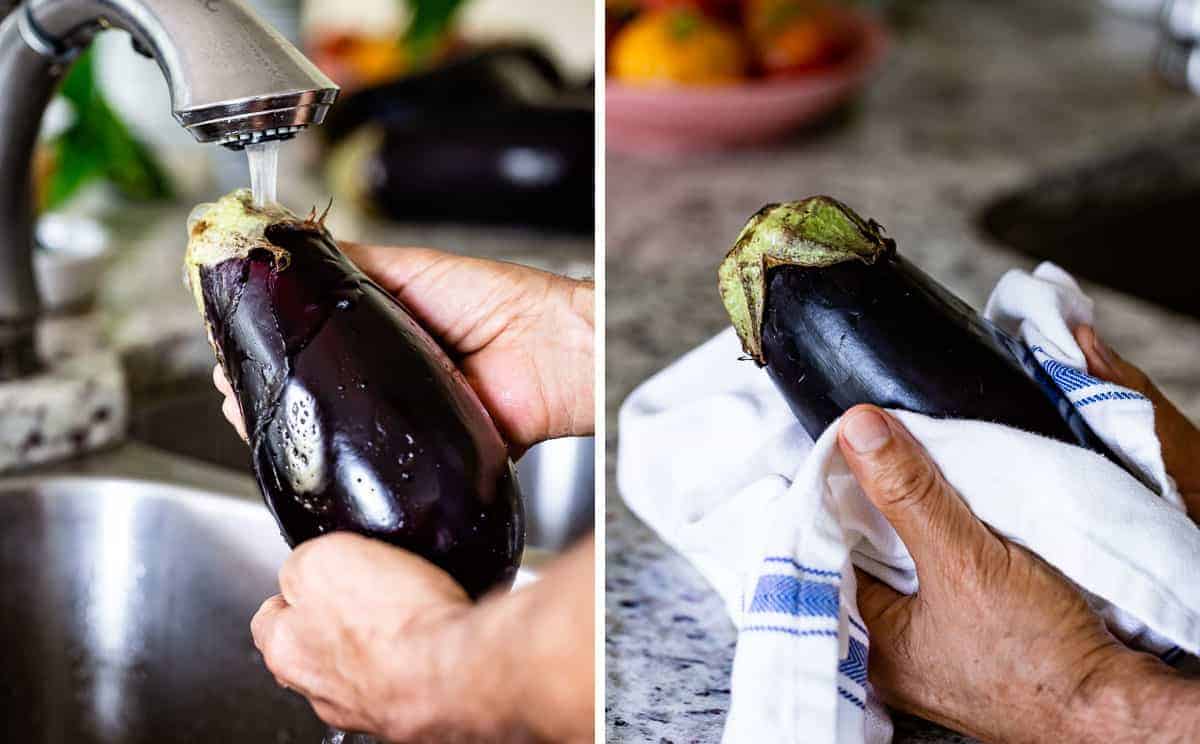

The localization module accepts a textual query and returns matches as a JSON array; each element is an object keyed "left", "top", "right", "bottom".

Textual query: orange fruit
[
  {"left": 745, "top": 0, "right": 857, "bottom": 76},
  {"left": 611, "top": 8, "right": 749, "bottom": 86}
]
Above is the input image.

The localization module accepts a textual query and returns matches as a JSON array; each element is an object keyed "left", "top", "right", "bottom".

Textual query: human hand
[
  {"left": 252, "top": 532, "right": 595, "bottom": 743},
  {"left": 1075, "top": 325, "right": 1200, "bottom": 519},
  {"left": 252, "top": 533, "right": 504, "bottom": 742},
  {"left": 839, "top": 406, "right": 1199, "bottom": 743},
  {"left": 214, "top": 243, "right": 594, "bottom": 453}
]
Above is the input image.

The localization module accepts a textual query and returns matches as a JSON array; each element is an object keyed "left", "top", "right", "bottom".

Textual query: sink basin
[
  {"left": 0, "top": 380, "right": 583, "bottom": 741},
  {"left": 131, "top": 389, "right": 595, "bottom": 551},
  {"left": 0, "top": 476, "right": 324, "bottom": 742},
  {"left": 978, "top": 124, "right": 1200, "bottom": 319}
]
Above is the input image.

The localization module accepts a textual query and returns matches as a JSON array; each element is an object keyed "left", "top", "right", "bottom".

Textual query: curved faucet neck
[{"left": 0, "top": 0, "right": 336, "bottom": 380}]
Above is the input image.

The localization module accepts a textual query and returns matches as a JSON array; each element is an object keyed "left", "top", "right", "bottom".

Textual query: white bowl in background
[{"left": 34, "top": 214, "right": 111, "bottom": 311}]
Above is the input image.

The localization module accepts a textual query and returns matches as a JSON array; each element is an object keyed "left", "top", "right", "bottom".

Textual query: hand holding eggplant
[
  {"left": 214, "top": 241, "right": 595, "bottom": 456},
  {"left": 719, "top": 197, "right": 1200, "bottom": 739},
  {"left": 191, "top": 196, "right": 596, "bottom": 739},
  {"left": 250, "top": 533, "right": 595, "bottom": 743},
  {"left": 840, "top": 405, "right": 1200, "bottom": 743},
  {"left": 334, "top": 240, "right": 595, "bottom": 453}
]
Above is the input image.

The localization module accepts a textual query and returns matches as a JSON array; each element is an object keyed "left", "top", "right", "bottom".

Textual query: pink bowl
[{"left": 606, "top": 12, "right": 888, "bottom": 157}]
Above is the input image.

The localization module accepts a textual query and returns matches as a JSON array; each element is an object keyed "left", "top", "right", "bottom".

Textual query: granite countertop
[{"left": 605, "top": 1, "right": 1200, "bottom": 741}]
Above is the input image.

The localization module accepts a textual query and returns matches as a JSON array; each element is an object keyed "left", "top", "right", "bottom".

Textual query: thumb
[
  {"left": 838, "top": 406, "right": 996, "bottom": 583},
  {"left": 1076, "top": 325, "right": 1200, "bottom": 498}
]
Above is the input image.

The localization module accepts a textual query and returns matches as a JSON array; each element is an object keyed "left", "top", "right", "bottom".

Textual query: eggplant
[
  {"left": 319, "top": 43, "right": 577, "bottom": 145},
  {"left": 718, "top": 196, "right": 1152, "bottom": 488},
  {"left": 329, "top": 104, "right": 594, "bottom": 233},
  {"left": 185, "top": 190, "right": 523, "bottom": 598},
  {"left": 322, "top": 43, "right": 593, "bottom": 233}
]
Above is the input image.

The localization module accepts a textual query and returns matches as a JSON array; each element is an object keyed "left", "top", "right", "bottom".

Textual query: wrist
[
  {"left": 370, "top": 601, "right": 521, "bottom": 743},
  {"left": 1066, "top": 648, "right": 1200, "bottom": 743},
  {"left": 550, "top": 276, "right": 596, "bottom": 441},
  {"left": 418, "top": 601, "right": 530, "bottom": 742}
]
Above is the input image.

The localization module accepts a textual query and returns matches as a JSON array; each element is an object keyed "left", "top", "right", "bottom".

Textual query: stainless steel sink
[
  {"left": 0, "top": 382, "right": 592, "bottom": 741},
  {"left": 130, "top": 388, "right": 596, "bottom": 551},
  {"left": 0, "top": 476, "right": 325, "bottom": 742},
  {"left": 978, "top": 121, "right": 1200, "bottom": 320}
]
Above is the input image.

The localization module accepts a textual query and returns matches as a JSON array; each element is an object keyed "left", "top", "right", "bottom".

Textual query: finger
[
  {"left": 339, "top": 242, "right": 451, "bottom": 297},
  {"left": 250, "top": 594, "right": 290, "bottom": 652},
  {"left": 853, "top": 567, "right": 903, "bottom": 626},
  {"left": 221, "top": 395, "right": 248, "bottom": 442},
  {"left": 1076, "top": 325, "right": 1200, "bottom": 494},
  {"left": 340, "top": 241, "right": 552, "bottom": 353},
  {"left": 277, "top": 546, "right": 313, "bottom": 608},
  {"left": 275, "top": 533, "right": 356, "bottom": 608},
  {"left": 252, "top": 607, "right": 315, "bottom": 697},
  {"left": 838, "top": 406, "right": 996, "bottom": 578},
  {"left": 275, "top": 533, "right": 368, "bottom": 606},
  {"left": 212, "top": 364, "right": 232, "bottom": 396},
  {"left": 213, "top": 365, "right": 248, "bottom": 441},
  {"left": 310, "top": 698, "right": 356, "bottom": 733}
]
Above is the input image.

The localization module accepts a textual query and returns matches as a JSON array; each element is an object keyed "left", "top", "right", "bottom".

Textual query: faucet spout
[
  {"left": 27, "top": 0, "right": 338, "bottom": 145},
  {"left": 0, "top": 0, "right": 338, "bottom": 378}
]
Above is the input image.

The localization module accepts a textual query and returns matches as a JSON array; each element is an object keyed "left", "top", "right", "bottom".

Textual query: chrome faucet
[{"left": 0, "top": 0, "right": 338, "bottom": 380}]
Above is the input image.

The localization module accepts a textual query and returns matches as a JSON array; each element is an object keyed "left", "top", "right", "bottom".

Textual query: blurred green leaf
[
  {"left": 45, "top": 47, "right": 173, "bottom": 211},
  {"left": 402, "top": 0, "right": 469, "bottom": 62}
]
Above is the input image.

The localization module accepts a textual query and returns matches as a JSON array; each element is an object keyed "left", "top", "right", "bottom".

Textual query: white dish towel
[{"left": 617, "top": 263, "right": 1200, "bottom": 744}]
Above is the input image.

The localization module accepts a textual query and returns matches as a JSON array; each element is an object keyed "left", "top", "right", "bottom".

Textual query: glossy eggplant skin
[
  {"left": 761, "top": 255, "right": 1147, "bottom": 484},
  {"left": 196, "top": 219, "right": 523, "bottom": 599},
  {"left": 365, "top": 105, "right": 594, "bottom": 233}
]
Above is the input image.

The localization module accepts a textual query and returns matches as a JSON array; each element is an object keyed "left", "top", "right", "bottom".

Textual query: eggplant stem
[{"left": 718, "top": 196, "right": 894, "bottom": 363}]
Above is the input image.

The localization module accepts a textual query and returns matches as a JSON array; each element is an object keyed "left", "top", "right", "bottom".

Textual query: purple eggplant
[
  {"left": 718, "top": 196, "right": 1152, "bottom": 489},
  {"left": 185, "top": 190, "right": 523, "bottom": 598}
]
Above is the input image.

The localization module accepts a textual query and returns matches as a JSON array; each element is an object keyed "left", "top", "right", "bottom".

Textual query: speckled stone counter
[{"left": 605, "top": 1, "right": 1200, "bottom": 741}]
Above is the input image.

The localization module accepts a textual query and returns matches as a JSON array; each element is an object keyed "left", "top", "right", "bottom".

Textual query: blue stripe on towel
[
  {"left": 742, "top": 625, "right": 839, "bottom": 638},
  {"left": 1074, "top": 390, "right": 1148, "bottom": 407},
  {"left": 838, "top": 636, "right": 868, "bottom": 686},
  {"left": 749, "top": 574, "right": 839, "bottom": 617},
  {"left": 1029, "top": 345, "right": 1148, "bottom": 406},
  {"left": 838, "top": 687, "right": 866, "bottom": 710},
  {"left": 1036, "top": 354, "right": 1103, "bottom": 393},
  {"left": 762, "top": 556, "right": 841, "bottom": 577}
]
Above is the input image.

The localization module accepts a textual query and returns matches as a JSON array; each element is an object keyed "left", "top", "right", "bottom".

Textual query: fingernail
[{"left": 843, "top": 409, "right": 892, "bottom": 453}]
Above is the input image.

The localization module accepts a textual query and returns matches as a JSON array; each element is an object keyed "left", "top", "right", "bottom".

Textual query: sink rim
[
  {"left": 0, "top": 472, "right": 269, "bottom": 512},
  {"left": 0, "top": 471, "right": 551, "bottom": 579}
]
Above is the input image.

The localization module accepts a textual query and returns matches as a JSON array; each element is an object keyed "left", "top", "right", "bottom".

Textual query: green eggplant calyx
[
  {"left": 183, "top": 189, "right": 300, "bottom": 317},
  {"left": 718, "top": 196, "right": 895, "bottom": 364}
]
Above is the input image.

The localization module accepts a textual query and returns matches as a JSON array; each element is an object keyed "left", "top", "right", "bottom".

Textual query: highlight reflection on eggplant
[
  {"left": 719, "top": 196, "right": 1152, "bottom": 488},
  {"left": 185, "top": 190, "right": 524, "bottom": 598}
]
